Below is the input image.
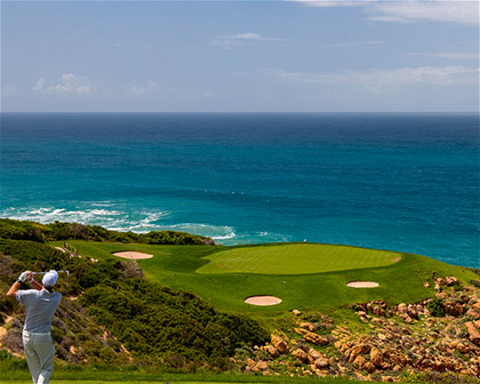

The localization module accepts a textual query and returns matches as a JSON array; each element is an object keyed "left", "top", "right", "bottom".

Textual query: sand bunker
[
  {"left": 244, "top": 295, "right": 282, "bottom": 306},
  {"left": 112, "top": 251, "right": 153, "bottom": 260},
  {"left": 347, "top": 281, "right": 379, "bottom": 288}
]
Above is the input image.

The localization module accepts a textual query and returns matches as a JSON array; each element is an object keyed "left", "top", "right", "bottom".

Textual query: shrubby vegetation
[
  {"left": 79, "top": 279, "right": 268, "bottom": 370},
  {"left": 426, "top": 297, "right": 445, "bottom": 317},
  {"left": 0, "top": 227, "right": 268, "bottom": 371},
  {"left": 0, "top": 218, "right": 214, "bottom": 245}
]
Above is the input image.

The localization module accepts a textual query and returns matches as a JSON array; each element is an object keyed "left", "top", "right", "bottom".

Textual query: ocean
[{"left": 1, "top": 113, "right": 478, "bottom": 268}]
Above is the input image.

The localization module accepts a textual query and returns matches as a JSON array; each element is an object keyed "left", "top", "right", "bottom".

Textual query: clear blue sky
[{"left": 2, "top": 0, "right": 479, "bottom": 112}]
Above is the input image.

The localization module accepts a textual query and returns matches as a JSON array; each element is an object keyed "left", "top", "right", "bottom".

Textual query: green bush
[
  {"left": 0, "top": 349, "right": 13, "bottom": 361},
  {"left": 469, "top": 279, "right": 480, "bottom": 288},
  {"left": 0, "top": 218, "right": 213, "bottom": 246},
  {"left": 427, "top": 297, "right": 446, "bottom": 317},
  {"left": 78, "top": 278, "right": 269, "bottom": 369}
]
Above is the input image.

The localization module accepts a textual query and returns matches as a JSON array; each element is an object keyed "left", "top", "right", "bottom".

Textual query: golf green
[{"left": 196, "top": 243, "right": 401, "bottom": 275}]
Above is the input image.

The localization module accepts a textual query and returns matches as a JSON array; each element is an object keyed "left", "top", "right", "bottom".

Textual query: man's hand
[
  {"left": 18, "top": 271, "right": 29, "bottom": 282},
  {"left": 27, "top": 271, "right": 33, "bottom": 283}
]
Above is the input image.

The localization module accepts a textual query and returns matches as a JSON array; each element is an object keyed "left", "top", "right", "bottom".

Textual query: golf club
[{"left": 32, "top": 270, "right": 70, "bottom": 276}]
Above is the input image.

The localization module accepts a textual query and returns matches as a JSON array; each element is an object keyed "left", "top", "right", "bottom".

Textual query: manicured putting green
[{"left": 197, "top": 243, "right": 401, "bottom": 275}]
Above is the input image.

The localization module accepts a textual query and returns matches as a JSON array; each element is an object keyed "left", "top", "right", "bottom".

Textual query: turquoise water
[{"left": 1, "top": 113, "right": 478, "bottom": 267}]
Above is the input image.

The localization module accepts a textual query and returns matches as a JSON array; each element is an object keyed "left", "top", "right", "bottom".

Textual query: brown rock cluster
[{"left": 240, "top": 278, "right": 480, "bottom": 381}]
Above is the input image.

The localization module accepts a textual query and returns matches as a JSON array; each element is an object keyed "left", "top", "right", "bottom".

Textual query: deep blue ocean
[{"left": 1, "top": 113, "right": 478, "bottom": 267}]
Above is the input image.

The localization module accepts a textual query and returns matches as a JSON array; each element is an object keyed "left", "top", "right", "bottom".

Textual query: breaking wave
[{"left": 1, "top": 206, "right": 241, "bottom": 243}]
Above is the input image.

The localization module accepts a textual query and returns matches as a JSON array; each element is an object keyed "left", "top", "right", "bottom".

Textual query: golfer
[{"left": 7, "top": 270, "right": 62, "bottom": 384}]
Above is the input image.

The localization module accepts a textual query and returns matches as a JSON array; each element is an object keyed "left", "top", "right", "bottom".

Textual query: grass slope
[
  {"left": 0, "top": 370, "right": 423, "bottom": 384},
  {"left": 197, "top": 243, "right": 400, "bottom": 274},
  {"left": 51, "top": 241, "right": 478, "bottom": 315}
]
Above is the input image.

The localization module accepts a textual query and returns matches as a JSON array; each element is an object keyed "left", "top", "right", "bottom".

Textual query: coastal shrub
[
  {"left": 0, "top": 350, "right": 13, "bottom": 361},
  {"left": 416, "top": 371, "right": 480, "bottom": 384},
  {"left": 0, "top": 239, "right": 66, "bottom": 269},
  {"left": 452, "top": 283, "right": 463, "bottom": 292},
  {"left": 0, "top": 218, "right": 213, "bottom": 245},
  {"left": 78, "top": 278, "right": 269, "bottom": 369},
  {"left": 469, "top": 279, "right": 480, "bottom": 288},
  {"left": 427, "top": 297, "right": 446, "bottom": 317}
]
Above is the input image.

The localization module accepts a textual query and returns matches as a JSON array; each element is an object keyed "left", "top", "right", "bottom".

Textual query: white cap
[{"left": 42, "top": 270, "right": 58, "bottom": 287}]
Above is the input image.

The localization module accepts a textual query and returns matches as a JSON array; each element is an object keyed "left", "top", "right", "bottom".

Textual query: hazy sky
[{"left": 2, "top": 0, "right": 479, "bottom": 112}]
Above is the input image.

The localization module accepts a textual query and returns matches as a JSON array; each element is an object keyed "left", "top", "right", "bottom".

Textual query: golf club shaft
[{"left": 32, "top": 270, "right": 69, "bottom": 275}]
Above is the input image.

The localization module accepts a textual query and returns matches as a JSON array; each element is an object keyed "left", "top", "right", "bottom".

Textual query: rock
[
  {"left": 370, "top": 347, "right": 384, "bottom": 368},
  {"left": 443, "top": 301, "right": 464, "bottom": 317},
  {"left": 465, "top": 308, "right": 480, "bottom": 319},
  {"left": 359, "top": 316, "right": 369, "bottom": 323},
  {"left": 372, "top": 306, "right": 386, "bottom": 317},
  {"left": 397, "top": 303, "right": 407, "bottom": 314},
  {"left": 255, "top": 360, "right": 268, "bottom": 371},
  {"left": 314, "top": 369, "right": 327, "bottom": 377},
  {"left": 265, "top": 345, "right": 279, "bottom": 358},
  {"left": 381, "top": 361, "right": 393, "bottom": 370},
  {"left": 391, "top": 353, "right": 406, "bottom": 367},
  {"left": 460, "top": 294, "right": 469, "bottom": 303},
  {"left": 364, "top": 361, "right": 376, "bottom": 373},
  {"left": 314, "top": 358, "right": 329, "bottom": 369},
  {"left": 445, "top": 276, "right": 459, "bottom": 286},
  {"left": 378, "top": 333, "right": 387, "bottom": 341},
  {"left": 303, "top": 332, "right": 328, "bottom": 346},
  {"left": 399, "top": 313, "right": 413, "bottom": 323},
  {"left": 353, "top": 355, "right": 367, "bottom": 370},
  {"left": 292, "top": 310, "right": 302, "bottom": 316},
  {"left": 271, "top": 334, "right": 290, "bottom": 354},
  {"left": 382, "top": 376, "right": 394, "bottom": 382},
  {"left": 465, "top": 322, "right": 480, "bottom": 346},
  {"left": 348, "top": 343, "right": 371, "bottom": 363},
  {"left": 292, "top": 348, "right": 308, "bottom": 363},
  {"left": 457, "top": 343, "right": 471, "bottom": 354},
  {"left": 308, "top": 349, "right": 323, "bottom": 363},
  {"left": 423, "top": 281, "right": 430, "bottom": 288},
  {"left": 299, "top": 322, "right": 317, "bottom": 332},
  {"left": 247, "top": 358, "right": 256, "bottom": 368},
  {"left": 407, "top": 304, "right": 418, "bottom": 319},
  {"left": 295, "top": 327, "right": 308, "bottom": 336}
]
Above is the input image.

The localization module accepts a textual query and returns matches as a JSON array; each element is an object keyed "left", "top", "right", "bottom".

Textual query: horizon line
[{"left": 1, "top": 111, "right": 479, "bottom": 114}]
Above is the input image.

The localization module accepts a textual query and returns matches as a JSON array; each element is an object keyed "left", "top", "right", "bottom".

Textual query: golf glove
[{"left": 18, "top": 271, "right": 29, "bottom": 282}]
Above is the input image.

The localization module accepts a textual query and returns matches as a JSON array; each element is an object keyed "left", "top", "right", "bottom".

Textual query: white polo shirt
[{"left": 16, "top": 289, "right": 62, "bottom": 333}]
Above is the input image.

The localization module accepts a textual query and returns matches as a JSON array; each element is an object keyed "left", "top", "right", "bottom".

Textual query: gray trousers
[{"left": 22, "top": 331, "right": 55, "bottom": 384}]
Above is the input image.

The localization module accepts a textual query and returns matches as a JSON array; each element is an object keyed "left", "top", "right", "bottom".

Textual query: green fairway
[
  {"left": 51, "top": 240, "right": 478, "bottom": 314},
  {"left": 196, "top": 243, "right": 400, "bottom": 274}
]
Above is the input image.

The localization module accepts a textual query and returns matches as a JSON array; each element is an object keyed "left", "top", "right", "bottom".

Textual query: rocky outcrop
[
  {"left": 465, "top": 322, "right": 480, "bottom": 346},
  {"left": 292, "top": 348, "right": 308, "bottom": 363},
  {"left": 443, "top": 300, "right": 464, "bottom": 317},
  {"left": 303, "top": 331, "right": 329, "bottom": 346},
  {"left": 240, "top": 277, "right": 480, "bottom": 382},
  {"left": 271, "top": 334, "right": 290, "bottom": 354}
]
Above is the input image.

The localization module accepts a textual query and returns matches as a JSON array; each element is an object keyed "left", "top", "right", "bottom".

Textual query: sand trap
[
  {"left": 112, "top": 251, "right": 153, "bottom": 260},
  {"left": 55, "top": 247, "right": 66, "bottom": 253},
  {"left": 347, "top": 281, "right": 379, "bottom": 288},
  {"left": 244, "top": 295, "right": 282, "bottom": 306}
]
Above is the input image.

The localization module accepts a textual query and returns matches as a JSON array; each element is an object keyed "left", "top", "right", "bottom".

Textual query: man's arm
[
  {"left": 30, "top": 272, "right": 43, "bottom": 291},
  {"left": 6, "top": 271, "right": 35, "bottom": 299},
  {"left": 6, "top": 281, "right": 21, "bottom": 299}
]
